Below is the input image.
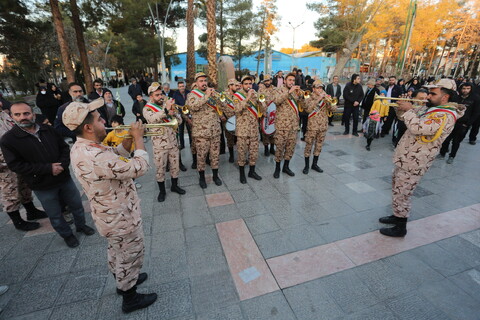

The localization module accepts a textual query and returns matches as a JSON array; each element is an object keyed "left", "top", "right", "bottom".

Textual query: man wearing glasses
[{"left": 54, "top": 82, "right": 89, "bottom": 141}]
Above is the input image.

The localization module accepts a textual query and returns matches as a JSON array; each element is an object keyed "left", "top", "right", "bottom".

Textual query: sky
[{"left": 172, "top": 0, "right": 320, "bottom": 53}]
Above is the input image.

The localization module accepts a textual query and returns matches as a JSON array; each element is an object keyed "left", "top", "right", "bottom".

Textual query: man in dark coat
[
  {"left": 342, "top": 74, "right": 364, "bottom": 136},
  {"left": 380, "top": 76, "right": 403, "bottom": 136}
]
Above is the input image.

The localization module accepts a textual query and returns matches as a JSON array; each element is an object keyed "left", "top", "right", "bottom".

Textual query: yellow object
[
  {"left": 105, "top": 119, "right": 179, "bottom": 138},
  {"left": 102, "top": 130, "right": 135, "bottom": 152},
  {"left": 370, "top": 100, "right": 390, "bottom": 117},
  {"left": 417, "top": 113, "right": 447, "bottom": 144}
]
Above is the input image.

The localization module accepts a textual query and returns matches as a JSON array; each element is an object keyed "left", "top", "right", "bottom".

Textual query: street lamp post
[{"left": 288, "top": 21, "right": 304, "bottom": 70}]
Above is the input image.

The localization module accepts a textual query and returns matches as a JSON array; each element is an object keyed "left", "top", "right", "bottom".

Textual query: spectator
[
  {"left": 132, "top": 94, "right": 147, "bottom": 123},
  {"left": 342, "top": 74, "right": 364, "bottom": 136},
  {"left": 54, "top": 82, "right": 89, "bottom": 141},
  {"left": 128, "top": 78, "right": 143, "bottom": 101},
  {"left": 361, "top": 78, "right": 380, "bottom": 123},
  {"left": 326, "top": 76, "right": 342, "bottom": 126},
  {"left": 273, "top": 71, "right": 284, "bottom": 88},
  {"left": 1, "top": 102, "right": 95, "bottom": 248},
  {"left": 88, "top": 79, "right": 111, "bottom": 101},
  {"left": 36, "top": 84, "right": 62, "bottom": 125},
  {"left": 100, "top": 91, "right": 126, "bottom": 126}
]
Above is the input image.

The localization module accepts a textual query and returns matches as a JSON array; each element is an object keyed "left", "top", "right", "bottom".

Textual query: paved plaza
[{"left": 0, "top": 87, "right": 479, "bottom": 319}]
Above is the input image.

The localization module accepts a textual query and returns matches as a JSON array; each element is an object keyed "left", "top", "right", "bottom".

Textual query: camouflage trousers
[
  {"left": 274, "top": 130, "right": 297, "bottom": 162},
  {"left": 392, "top": 166, "right": 423, "bottom": 218},
  {"left": 222, "top": 122, "right": 235, "bottom": 148},
  {"left": 237, "top": 136, "right": 259, "bottom": 167},
  {"left": 190, "top": 134, "right": 197, "bottom": 155},
  {"left": 107, "top": 226, "right": 145, "bottom": 291},
  {"left": 0, "top": 169, "right": 33, "bottom": 212},
  {"left": 262, "top": 132, "right": 275, "bottom": 146},
  {"left": 304, "top": 130, "right": 327, "bottom": 157},
  {"left": 153, "top": 147, "right": 179, "bottom": 182},
  {"left": 195, "top": 135, "right": 220, "bottom": 171}
]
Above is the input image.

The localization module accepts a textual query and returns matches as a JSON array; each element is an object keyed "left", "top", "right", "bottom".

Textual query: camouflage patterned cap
[
  {"left": 228, "top": 78, "right": 237, "bottom": 86},
  {"left": 240, "top": 75, "right": 253, "bottom": 83},
  {"left": 62, "top": 98, "right": 104, "bottom": 131},
  {"left": 147, "top": 82, "right": 162, "bottom": 95},
  {"left": 262, "top": 74, "right": 272, "bottom": 82},
  {"left": 424, "top": 78, "right": 457, "bottom": 91},
  {"left": 195, "top": 72, "right": 208, "bottom": 80},
  {"left": 312, "top": 80, "right": 325, "bottom": 88}
]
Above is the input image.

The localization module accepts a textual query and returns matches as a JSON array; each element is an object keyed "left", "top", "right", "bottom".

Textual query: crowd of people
[{"left": 0, "top": 69, "right": 478, "bottom": 313}]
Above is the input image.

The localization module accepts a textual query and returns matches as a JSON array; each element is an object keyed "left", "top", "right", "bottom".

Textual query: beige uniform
[
  {"left": 258, "top": 86, "right": 277, "bottom": 145},
  {"left": 143, "top": 103, "right": 182, "bottom": 182},
  {"left": 272, "top": 87, "right": 302, "bottom": 162},
  {"left": 220, "top": 93, "right": 236, "bottom": 149},
  {"left": 303, "top": 94, "right": 337, "bottom": 157},
  {"left": 0, "top": 112, "right": 33, "bottom": 213},
  {"left": 70, "top": 138, "right": 149, "bottom": 291},
  {"left": 234, "top": 90, "right": 265, "bottom": 166},
  {"left": 186, "top": 90, "right": 222, "bottom": 171},
  {"left": 392, "top": 104, "right": 465, "bottom": 218}
]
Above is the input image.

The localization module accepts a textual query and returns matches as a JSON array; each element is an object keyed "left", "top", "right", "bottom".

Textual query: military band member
[
  {"left": 220, "top": 79, "right": 237, "bottom": 163},
  {"left": 144, "top": 83, "right": 186, "bottom": 202},
  {"left": 0, "top": 105, "right": 46, "bottom": 231},
  {"left": 303, "top": 80, "right": 337, "bottom": 174},
  {"left": 272, "top": 73, "right": 303, "bottom": 178},
  {"left": 378, "top": 79, "right": 465, "bottom": 237},
  {"left": 186, "top": 73, "right": 223, "bottom": 188},
  {"left": 233, "top": 75, "right": 265, "bottom": 183},
  {"left": 65, "top": 101, "right": 157, "bottom": 313},
  {"left": 258, "top": 74, "right": 276, "bottom": 156}
]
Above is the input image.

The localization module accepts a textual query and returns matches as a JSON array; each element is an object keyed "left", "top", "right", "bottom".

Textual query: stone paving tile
[
  {"left": 150, "top": 230, "right": 185, "bottom": 257},
  {"left": 4, "top": 233, "right": 53, "bottom": 261},
  {"left": 236, "top": 200, "right": 268, "bottom": 218},
  {"left": 339, "top": 303, "right": 397, "bottom": 320},
  {"left": 209, "top": 204, "right": 242, "bottom": 223},
  {"left": 2, "top": 275, "right": 67, "bottom": 318},
  {"left": 97, "top": 294, "right": 147, "bottom": 320},
  {"left": 206, "top": 192, "right": 235, "bottom": 207},
  {"left": 56, "top": 267, "right": 108, "bottom": 305},
  {"left": 29, "top": 249, "right": 78, "bottom": 280},
  {"left": 386, "top": 291, "right": 451, "bottom": 320},
  {"left": 253, "top": 230, "right": 297, "bottom": 259},
  {"left": 460, "top": 229, "right": 480, "bottom": 247},
  {"left": 196, "top": 303, "right": 245, "bottom": 320},
  {"left": 152, "top": 213, "right": 184, "bottom": 232},
  {"left": 146, "top": 279, "right": 194, "bottom": 319},
  {"left": 148, "top": 250, "right": 189, "bottom": 285},
  {"left": 6, "top": 309, "right": 53, "bottom": 320},
  {"left": 72, "top": 244, "right": 109, "bottom": 272},
  {"left": 0, "top": 256, "right": 38, "bottom": 285},
  {"left": 50, "top": 299, "right": 99, "bottom": 320},
  {"left": 283, "top": 279, "right": 345, "bottom": 320},
  {"left": 241, "top": 291, "right": 296, "bottom": 320},
  {"left": 436, "top": 236, "right": 480, "bottom": 268},
  {"left": 244, "top": 214, "right": 280, "bottom": 236}
]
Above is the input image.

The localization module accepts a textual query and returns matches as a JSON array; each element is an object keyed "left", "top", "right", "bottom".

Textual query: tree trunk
[
  {"left": 69, "top": 0, "right": 93, "bottom": 93},
  {"left": 255, "top": 10, "right": 267, "bottom": 77},
  {"left": 332, "top": 33, "right": 363, "bottom": 77},
  {"left": 426, "top": 39, "right": 438, "bottom": 75},
  {"left": 49, "top": 0, "right": 75, "bottom": 83},
  {"left": 219, "top": 0, "right": 224, "bottom": 55},
  {"left": 206, "top": 0, "right": 217, "bottom": 87},
  {"left": 186, "top": 0, "right": 196, "bottom": 86},
  {"left": 370, "top": 40, "right": 378, "bottom": 72}
]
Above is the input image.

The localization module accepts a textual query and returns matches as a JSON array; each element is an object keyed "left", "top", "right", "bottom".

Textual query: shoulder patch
[{"left": 119, "top": 156, "right": 130, "bottom": 163}]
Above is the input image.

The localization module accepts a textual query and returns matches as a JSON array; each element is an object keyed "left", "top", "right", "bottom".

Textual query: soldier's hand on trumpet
[
  {"left": 205, "top": 87, "right": 215, "bottom": 98},
  {"left": 165, "top": 99, "right": 176, "bottom": 116},
  {"left": 289, "top": 85, "right": 301, "bottom": 94},
  {"left": 127, "top": 121, "right": 145, "bottom": 140},
  {"left": 396, "top": 100, "right": 414, "bottom": 112}
]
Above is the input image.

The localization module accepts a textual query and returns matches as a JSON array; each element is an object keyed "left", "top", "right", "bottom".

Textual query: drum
[
  {"left": 225, "top": 116, "right": 236, "bottom": 133},
  {"left": 261, "top": 102, "right": 276, "bottom": 135}
]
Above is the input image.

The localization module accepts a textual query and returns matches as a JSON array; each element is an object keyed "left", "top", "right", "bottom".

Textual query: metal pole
[
  {"left": 103, "top": 36, "right": 112, "bottom": 81},
  {"left": 288, "top": 21, "right": 304, "bottom": 71}
]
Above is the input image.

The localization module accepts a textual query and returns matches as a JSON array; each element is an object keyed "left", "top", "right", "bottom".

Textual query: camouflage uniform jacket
[
  {"left": 220, "top": 92, "right": 236, "bottom": 119},
  {"left": 186, "top": 90, "right": 221, "bottom": 138},
  {"left": 70, "top": 137, "right": 149, "bottom": 237},
  {"left": 0, "top": 112, "right": 14, "bottom": 172},
  {"left": 393, "top": 104, "right": 465, "bottom": 175},
  {"left": 304, "top": 93, "right": 337, "bottom": 132},
  {"left": 272, "top": 87, "right": 302, "bottom": 132},
  {"left": 234, "top": 89, "right": 264, "bottom": 138},
  {"left": 258, "top": 86, "right": 277, "bottom": 106},
  {"left": 143, "top": 102, "right": 182, "bottom": 150}
]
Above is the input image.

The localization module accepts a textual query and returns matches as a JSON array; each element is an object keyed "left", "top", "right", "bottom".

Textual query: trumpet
[
  {"left": 373, "top": 94, "right": 426, "bottom": 107},
  {"left": 208, "top": 90, "right": 224, "bottom": 116},
  {"left": 294, "top": 89, "right": 311, "bottom": 99},
  {"left": 106, "top": 119, "right": 179, "bottom": 138},
  {"left": 324, "top": 95, "right": 338, "bottom": 106},
  {"left": 247, "top": 90, "right": 263, "bottom": 118}
]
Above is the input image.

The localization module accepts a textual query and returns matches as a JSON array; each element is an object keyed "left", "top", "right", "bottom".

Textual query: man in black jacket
[
  {"left": 440, "top": 83, "right": 480, "bottom": 163},
  {"left": 342, "top": 74, "right": 364, "bottom": 136},
  {"left": 128, "top": 78, "right": 143, "bottom": 101},
  {"left": 1, "top": 102, "right": 95, "bottom": 248},
  {"left": 54, "top": 82, "right": 89, "bottom": 141},
  {"left": 361, "top": 79, "right": 380, "bottom": 123},
  {"left": 88, "top": 79, "right": 111, "bottom": 101},
  {"left": 381, "top": 76, "right": 402, "bottom": 137},
  {"left": 326, "top": 76, "right": 342, "bottom": 126}
]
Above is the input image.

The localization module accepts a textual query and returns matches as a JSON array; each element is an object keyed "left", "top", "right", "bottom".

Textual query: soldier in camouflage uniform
[
  {"left": 302, "top": 80, "right": 337, "bottom": 174},
  {"left": 65, "top": 101, "right": 157, "bottom": 313},
  {"left": 271, "top": 73, "right": 303, "bottom": 178},
  {"left": 186, "top": 73, "right": 223, "bottom": 188},
  {"left": 143, "top": 83, "right": 186, "bottom": 202},
  {"left": 379, "top": 79, "right": 465, "bottom": 237},
  {"left": 233, "top": 75, "right": 265, "bottom": 183},
  {"left": 0, "top": 105, "right": 46, "bottom": 231},
  {"left": 258, "top": 74, "right": 276, "bottom": 156},
  {"left": 220, "top": 78, "right": 237, "bottom": 163}
]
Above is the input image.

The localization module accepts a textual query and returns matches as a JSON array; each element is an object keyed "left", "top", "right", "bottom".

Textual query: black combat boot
[
  {"left": 264, "top": 145, "right": 270, "bottom": 156},
  {"left": 239, "top": 166, "right": 247, "bottom": 184},
  {"left": 228, "top": 147, "right": 235, "bottom": 163},
  {"left": 121, "top": 286, "right": 157, "bottom": 313},
  {"left": 248, "top": 165, "right": 262, "bottom": 180},
  {"left": 379, "top": 217, "right": 407, "bottom": 237},
  {"left": 311, "top": 156, "right": 323, "bottom": 173},
  {"left": 179, "top": 153, "right": 187, "bottom": 172},
  {"left": 303, "top": 157, "right": 310, "bottom": 174},
  {"left": 157, "top": 181, "right": 166, "bottom": 202},
  {"left": 116, "top": 273, "right": 148, "bottom": 295},
  {"left": 270, "top": 144, "right": 275, "bottom": 155},
  {"left": 212, "top": 169, "right": 222, "bottom": 186},
  {"left": 199, "top": 171, "right": 207, "bottom": 189},
  {"left": 7, "top": 210, "right": 40, "bottom": 231},
  {"left": 171, "top": 178, "right": 186, "bottom": 195},
  {"left": 23, "top": 202, "right": 47, "bottom": 220},
  {"left": 282, "top": 160, "right": 295, "bottom": 176},
  {"left": 273, "top": 161, "right": 281, "bottom": 179},
  {"left": 379, "top": 215, "right": 406, "bottom": 224},
  {"left": 191, "top": 155, "right": 197, "bottom": 169}
]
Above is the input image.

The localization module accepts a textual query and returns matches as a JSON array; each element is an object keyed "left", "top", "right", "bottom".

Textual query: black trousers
[
  {"left": 179, "top": 121, "right": 192, "bottom": 149},
  {"left": 343, "top": 105, "right": 359, "bottom": 133},
  {"left": 300, "top": 113, "right": 308, "bottom": 137},
  {"left": 381, "top": 107, "right": 396, "bottom": 135},
  {"left": 440, "top": 123, "right": 468, "bottom": 158},
  {"left": 469, "top": 116, "right": 480, "bottom": 142}
]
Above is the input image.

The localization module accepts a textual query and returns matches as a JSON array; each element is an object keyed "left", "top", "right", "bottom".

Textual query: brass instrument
[
  {"left": 324, "top": 96, "right": 338, "bottom": 106},
  {"left": 373, "top": 94, "right": 426, "bottom": 108},
  {"left": 182, "top": 105, "right": 190, "bottom": 115},
  {"left": 106, "top": 119, "right": 179, "bottom": 138},
  {"left": 247, "top": 90, "right": 263, "bottom": 118},
  {"left": 258, "top": 94, "right": 266, "bottom": 103},
  {"left": 209, "top": 90, "right": 224, "bottom": 116}
]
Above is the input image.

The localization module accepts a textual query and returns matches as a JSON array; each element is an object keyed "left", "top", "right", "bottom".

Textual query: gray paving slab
[
  {"left": 49, "top": 299, "right": 99, "bottom": 320},
  {"left": 196, "top": 303, "right": 245, "bottom": 320},
  {"left": 146, "top": 279, "right": 194, "bottom": 319},
  {"left": 6, "top": 309, "right": 52, "bottom": 320},
  {"left": 241, "top": 291, "right": 296, "bottom": 320},
  {"left": 436, "top": 236, "right": 480, "bottom": 268},
  {"left": 56, "top": 267, "right": 108, "bottom": 305},
  {"left": 29, "top": 249, "right": 78, "bottom": 280},
  {"left": 253, "top": 230, "right": 297, "bottom": 259},
  {"left": 448, "top": 268, "right": 480, "bottom": 302}
]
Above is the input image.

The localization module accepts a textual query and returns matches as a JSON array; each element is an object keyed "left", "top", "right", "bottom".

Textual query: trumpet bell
[
  {"left": 259, "top": 94, "right": 266, "bottom": 103},
  {"left": 304, "top": 90, "right": 311, "bottom": 99},
  {"left": 182, "top": 105, "right": 190, "bottom": 114}
]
